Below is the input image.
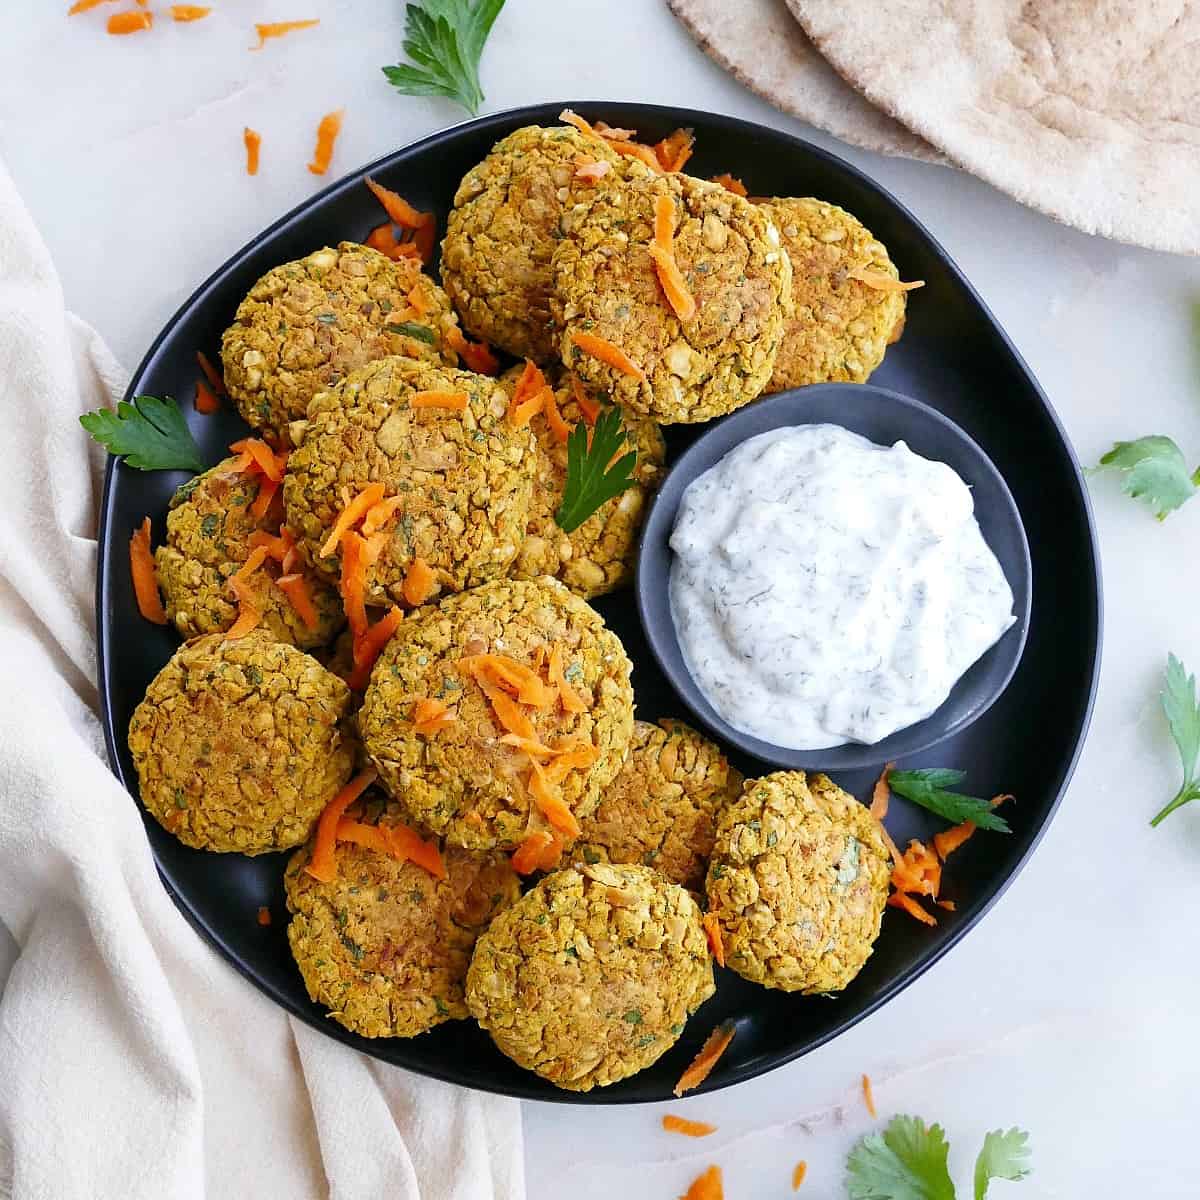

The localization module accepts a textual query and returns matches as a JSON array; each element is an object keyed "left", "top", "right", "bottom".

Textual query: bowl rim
[{"left": 636, "top": 382, "right": 1034, "bottom": 771}]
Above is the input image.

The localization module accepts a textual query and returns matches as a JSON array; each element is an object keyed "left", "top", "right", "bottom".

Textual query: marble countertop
[{"left": 3, "top": 2, "right": 1198, "bottom": 1196}]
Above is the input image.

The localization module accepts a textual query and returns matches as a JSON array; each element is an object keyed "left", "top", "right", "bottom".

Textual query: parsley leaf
[
  {"left": 80, "top": 395, "right": 204, "bottom": 473},
  {"left": 973, "top": 1128, "right": 1032, "bottom": 1200},
  {"left": 555, "top": 405, "right": 637, "bottom": 534},
  {"left": 382, "top": 0, "right": 506, "bottom": 116},
  {"left": 846, "top": 1115, "right": 956, "bottom": 1200},
  {"left": 384, "top": 320, "right": 436, "bottom": 343},
  {"left": 1093, "top": 436, "right": 1199, "bottom": 521},
  {"left": 888, "top": 769, "right": 1011, "bottom": 833},
  {"left": 1150, "top": 652, "right": 1200, "bottom": 826}
]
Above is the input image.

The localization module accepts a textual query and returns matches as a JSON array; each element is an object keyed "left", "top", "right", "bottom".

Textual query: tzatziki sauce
[{"left": 669, "top": 424, "right": 1016, "bottom": 750}]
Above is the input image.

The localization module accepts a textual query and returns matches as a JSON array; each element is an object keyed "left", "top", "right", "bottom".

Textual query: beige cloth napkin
[{"left": 0, "top": 156, "right": 524, "bottom": 1200}]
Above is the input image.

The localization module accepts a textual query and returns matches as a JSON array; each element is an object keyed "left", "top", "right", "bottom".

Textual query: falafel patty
[
  {"left": 553, "top": 169, "right": 792, "bottom": 424},
  {"left": 155, "top": 457, "right": 343, "bottom": 649},
  {"left": 285, "top": 799, "right": 521, "bottom": 1038},
  {"left": 441, "top": 125, "right": 621, "bottom": 362},
  {"left": 759, "top": 198, "right": 906, "bottom": 390},
  {"left": 128, "top": 630, "right": 356, "bottom": 854},
  {"left": 466, "top": 863, "right": 715, "bottom": 1090},
  {"left": 574, "top": 719, "right": 741, "bottom": 891},
  {"left": 499, "top": 368, "right": 666, "bottom": 598},
  {"left": 284, "top": 355, "right": 536, "bottom": 605},
  {"left": 221, "top": 242, "right": 461, "bottom": 442},
  {"left": 359, "top": 577, "right": 635, "bottom": 851},
  {"left": 705, "top": 771, "right": 890, "bottom": 994}
]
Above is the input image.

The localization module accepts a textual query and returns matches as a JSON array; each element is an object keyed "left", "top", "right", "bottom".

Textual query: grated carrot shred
[
  {"left": 681, "top": 1166, "right": 724, "bottom": 1200},
  {"left": 195, "top": 378, "right": 220, "bottom": 415},
  {"left": 648, "top": 245, "right": 697, "bottom": 323},
  {"left": 334, "top": 817, "right": 392, "bottom": 856},
  {"left": 559, "top": 108, "right": 599, "bottom": 138},
  {"left": 570, "top": 331, "right": 646, "bottom": 381},
  {"left": 68, "top": 0, "right": 118, "bottom": 13},
  {"left": 467, "top": 654, "right": 555, "bottom": 708},
  {"left": 225, "top": 545, "right": 268, "bottom": 639},
  {"left": 347, "top": 606, "right": 403, "bottom": 690},
  {"left": 610, "top": 140, "right": 663, "bottom": 172},
  {"left": 412, "top": 697, "right": 456, "bottom": 736},
  {"left": 869, "top": 762, "right": 894, "bottom": 820},
  {"left": 674, "top": 1022, "right": 735, "bottom": 1097},
  {"left": 933, "top": 820, "right": 976, "bottom": 860},
  {"left": 304, "top": 769, "right": 378, "bottom": 883},
  {"left": 792, "top": 1161, "right": 807, "bottom": 1190},
  {"left": 365, "top": 222, "right": 403, "bottom": 259},
  {"left": 338, "top": 532, "right": 370, "bottom": 640},
  {"left": 574, "top": 158, "right": 612, "bottom": 183},
  {"left": 466, "top": 667, "right": 538, "bottom": 741},
  {"left": 320, "top": 483, "right": 386, "bottom": 558},
  {"left": 229, "top": 437, "right": 285, "bottom": 482},
  {"left": 365, "top": 177, "right": 431, "bottom": 230},
  {"left": 386, "top": 822, "right": 446, "bottom": 879},
  {"left": 307, "top": 109, "right": 343, "bottom": 177},
  {"left": 248, "top": 475, "right": 280, "bottom": 522},
  {"left": 171, "top": 5, "right": 211, "bottom": 21},
  {"left": 887, "top": 890, "right": 937, "bottom": 925},
  {"left": 862, "top": 1073, "right": 877, "bottom": 1118},
  {"left": 256, "top": 906, "right": 271, "bottom": 926},
  {"left": 252, "top": 19, "right": 319, "bottom": 49},
  {"left": 196, "top": 350, "right": 226, "bottom": 397},
  {"left": 701, "top": 912, "right": 725, "bottom": 967},
  {"left": 107, "top": 9, "right": 152, "bottom": 34},
  {"left": 401, "top": 557, "right": 437, "bottom": 607},
  {"left": 548, "top": 643, "right": 586, "bottom": 713},
  {"left": 542, "top": 388, "right": 572, "bottom": 443},
  {"left": 847, "top": 266, "right": 924, "bottom": 293},
  {"left": 508, "top": 360, "right": 548, "bottom": 427},
  {"left": 570, "top": 377, "right": 601, "bottom": 424},
  {"left": 662, "top": 1115, "right": 717, "bottom": 1138},
  {"left": 444, "top": 326, "right": 501, "bottom": 375},
  {"left": 710, "top": 173, "right": 748, "bottom": 196},
  {"left": 361, "top": 495, "right": 405, "bottom": 538},
  {"left": 410, "top": 389, "right": 468, "bottom": 412},
  {"left": 510, "top": 830, "right": 555, "bottom": 876},
  {"left": 593, "top": 120, "right": 636, "bottom": 141},
  {"left": 937, "top": 899, "right": 957, "bottom": 911},
  {"left": 527, "top": 759, "right": 582, "bottom": 838},
  {"left": 243, "top": 126, "right": 261, "bottom": 175},
  {"left": 129, "top": 517, "right": 167, "bottom": 625},
  {"left": 654, "top": 127, "right": 695, "bottom": 173},
  {"left": 275, "top": 572, "right": 319, "bottom": 631}
]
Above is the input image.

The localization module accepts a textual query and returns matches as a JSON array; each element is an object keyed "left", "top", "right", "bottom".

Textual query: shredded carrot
[
  {"left": 256, "top": 906, "right": 271, "bottom": 926},
  {"left": 386, "top": 822, "right": 446, "bottom": 879},
  {"left": 869, "top": 762, "right": 894, "bottom": 820},
  {"left": 307, "top": 109, "right": 343, "bottom": 176},
  {"left": 194, "top": 351, "right": 226, "bottom": 398},
  {"left": 792, "top": 1161, "right": 808, "bottom": 1190},
  {"left": 559, "top": 108, "right": 599, "bottom": 138},
  {"left": 847, "top": 266, "right": 924, "bottom": 293},
  {"left": 570, "top": 377, "right": 601, "bottom": 424},
  {"left": 536, "top": 741, "right": 599, "bottom": 786},
  {"left": 225, "top": 545, "right": 268, "bottom": 639},
  {"left": 364, "top": 221, "right": 404, "bottom": 259},
  {"left": 652, "top": 193, "right": 676, "bottom": 250},
  {"left": 933, "top": 820, "right": 976, "bottom": 861},
  {"left": 68, "top": 0, "right": 118, "bottom": 14},
  {"left": 662, "top": 1115, "right": 717, "bottom": 1138},
  {"left": 701, "top": 912, "right": 725, "bottom": 967},
  {"left": 305, "top": 769, "right": 378, "bottom": 883},
  {"left": 508, "top": 361, "right": 548, "bottom": 427},
  {"left": 229, "top": 437, "right": 285, "bottom": 482},
  {"left": 171, "top": 5, "right": 211, "bottom": 21},
  {"left": 405, "top": 286, "right": 429, "bottom": 320},
  {"left": 347, "top": 606, "right": 403, "bottom": 690},
  {"left": 861, "top": 1073, "right": 877, "bottom": 1117},
  {"left": 412, "top": 697, "right": 457, "bottom": 736},
  {"left": 252, "top": 19, "right": 319, "bottom": 49},
  {"left": 680, "top": 1165, "right": 724, "bottom": 1200},
  {"left": 410, "top": 390, "right": 468, "bottom": 412},
  {"left": 107, "top": 10, "right": 152, "bottom": 34},
  {"left": 334, "top": 817, "right": 392, "bottom": 856},
  {"left": 570, "top": 331, "right": 646, "bottom": 381},
  {"left": 409, "top": 219, "right": 436, "bottom": 265},
  {"left": 937, "top": 899, "right": 957, "bottom": 911},
  {"left": 194, "top": 378, "right": 220, "bottom": 415},
  {"left": 468, "top": 668, "right": 538, "bottom": 741},
  {"left": 654, "top": 127, "right": 695, "bottom": 173},
  {"left": 542, "top": 388, "right": 573, "bottom": 443},
  {"left": 574, "top": 157, "right": 612, "bottom": 183},
  {"left": 243, "top": 126, "right": 262, "bottom": 176},
  {"left": 248, "top": 475, "right": 280, "bottom": 522},
  {"left": 364, "top": 177, "right": 431, "bottom": 230},
  {"left": 527, "top": 759, "right": 582, "bottom": 838},
  {"left": 338, "top": 531, "right": 370, "bottom": 639},
  {"left": 611, "top": 139, "right": 664, "bottom": 172},
  {"left": 593, "top": 120, "right": 637, "bottom": 141},
  {"left": 320, "top": 483, "right": 385, "bottom": 558},
  {"left": 473, "top": 654, "right": 555, "bottom": 707},
  {"left": 674, "top": 1022, "right": 735, "bottom": 1097},
  {"left": 275, "top": 572, "right": 319, "bottom": 631},
  {"left": 710, "top": 173, "right": 748, "bottom": 196},
  {"left": 129, "top": 517, "right": 167, "bottom": 625},
  {"left": 402, "top": 557, "right": 437, "bottom": 606},
  {"left": 890, "top": 839, "right": 941, "bottom": 898},
  {"left": 511, "top": 830, "right": 555, "bottom": 876},
  {"left": 360, "top": 496, "right": 404, "bottom": 538},
  {"left": 444, "top": 326, "right": 501, "bottom": 376},
  {"left": 248, "top": 527, "right": 296, "bottom": 563},
  {"left": 887, "top": 890, "right": 937, "bottom": 926},
  {"left": 648, "top": 244, "right": 697, "bottom": 323},
  {"left": 547, "top": 643, "right": 586, "bottom": 713}
]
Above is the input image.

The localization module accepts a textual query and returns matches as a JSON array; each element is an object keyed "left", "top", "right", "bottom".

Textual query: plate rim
[{"left": 95, "top": 99, "right": 1104, "bottom": 1104}]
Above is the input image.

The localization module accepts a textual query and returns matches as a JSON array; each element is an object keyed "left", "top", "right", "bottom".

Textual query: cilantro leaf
[
  {"left": 888, "top": 769, "right": 1011, "bottom": 833},
  {"left": 1093, "top": 436, "right": 1199, "bottom": 521},
  {"left": 973, "top": 1128, "right": 1032, "bottom": 1200},
  {"left": 1150, "top": 652, "right": 1200, "bottom": 826},
  {"left": 384, "top": 320, "right": 436, "bottom": 343},
  {"left": 382, "top": 0, "right": 506, "bottom": 116},
  {"left": 80, "top": 395, "right": 204, "bottom": 473},
  {"left": 846, "top": 1115, "right": 956, "bottom": 1200},
  {"left": 555, "top": 405, "right": 637, "bottom": 534}
]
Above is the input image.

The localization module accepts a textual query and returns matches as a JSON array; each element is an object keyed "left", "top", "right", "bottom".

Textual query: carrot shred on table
[
  {"left": 365, "top": 176, "right": 431, "bottom": 229},
  {"left": 569, "top": 377, "right": 601, "bottom": 424},
  {"left": 320, "top": 483, "right": 386, "bottom": 558},
  {"left": 701, "top": 912, "right": 725, "bottom": 967},
  {"left": 792, "top": 1161, "right": 807, "bottom": 1190},
  {"left": 510, "top": 830, "right": 555, "bottom": 875},
  {"left": 307, "top": 109, "right": 343, "bottom": 176},
  {"left": 129, "top": 517, "right": 168, "bottom": 625},
  {"left": 194, "top": 377, "right": 220, "bottom": 416},
  {"left": 861, "top": 1073, "right": 877, "bottom": 1117},
  {"left": 364, "top": 221, "right": 403, "bottom": 258},
  {"left": 933, "top": 820, "right": 976, "bottom": 861},
  {"left": 107, "top": 9, "right": 152, "bottom": 34},
  {"left": 709, "top": 173, "right": 748, "bottom": 196},
  {"left": 252, "top": 19, "right": 319, "bottom": 49},
  {"left": 305, "top": 769, "right": 378, "bottom": 882},
  {"left": 847, "top": 266, "right": 924, "bottom": 293},
  {"left": 68, "top": 0, "right": 118, "bottom": 13},
  {"left": 410, "top": 218, "right": 437, "bottom": 265},
  {"left": 937, "top": 899, "right": 957, "bottom": 911},
  {"left": 275, "top": 572, "right": 319, "bottom": 631},
  {"left": 386, "top": 822, "right": 446, "bottom": 878},
  {"left": 681, "top": 1165, "right": 724, "bottom": 1200},
  {"left": 654, "top": 127, "right": 695, "bottom": 173},
  {"left": 674, "top": 1022, "right": 735, "bottom": 1097},
  {"left": 195, "top": 350, "right": 226, "bottom": 397},
  {"left": 256, "top": 906, "right": 271, "bottom": 926},
  {"left": 242, "top": 126, "right": 262, "bottom": 175},
  {"left": 248, "top": 475, "right": 280, "bottom": 522},
  {"left": 869, "top": 761, "right": 894, "bottom": 821},
  {"left": 648, "top": 244, "right": 697, "bottom": 323},
  {"left": 542, "top": 388, "right": 572, "bottom": 443},
  {"left": 334, "top": 817, "right": 392, "bottom": 856},
  {"left": 662, "top": 1115, "right": 717, "bottom": 1138},
  {"left": 346, "top": 606, "right": 403, "bottom": 690},
  {"left": 410, "top": 389, "right": 468, "bottom": 412},
  {"left": 412, "top": 697, "right": 456, "bottom": 735},
  {"left": 570, "top": 331, "right": 646, "bottom": 381},
  {"left": 887, "top": 890, "right": 937, "bottom": 925},
  {"left": 402, "top": 557, "right": 437, "bottom": 607},
  {"left": 171, "top": 5, "right": 211, "bottom": 21},
  {"left": 548, "top": 643, "right": 586, "bottom": 713}
]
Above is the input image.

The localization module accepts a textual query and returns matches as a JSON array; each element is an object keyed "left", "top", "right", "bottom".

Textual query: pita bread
[
  {"left": 668, "top": 0, "right": 940, "bottom": 162},
  {"left": 789, "top": 0, "right": 1200, "bottom": 255}
]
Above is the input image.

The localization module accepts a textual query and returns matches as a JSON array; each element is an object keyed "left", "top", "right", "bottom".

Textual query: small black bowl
[{"left": 636, "top": 384, "right": 1032, "bottom": 771}]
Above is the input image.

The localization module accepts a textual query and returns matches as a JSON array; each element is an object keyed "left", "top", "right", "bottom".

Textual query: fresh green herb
[
  {"left": 846, "top": 1114, "right": 1031, "bottom": 1200},
  {"left": 1150, "top": 652, "right": 1200, "bottom": 826},
  {"left": 555, "top": 405, "right": 637, "bottom": 533},
  {"left": 385, "top": 320, "right": 436, "bottom": 343},
  {"left": 1092, "top": 436, "right": 1199, "bottom": 521},
  {"left": 622, "top": 1009, "right": 642, "bottom": 1025},
  {"left": 887, "top": 769, "right": 1011, "bottom": 833},
  {"left": 434, "top": 997, "right": 450, "bottom": 1016},
  {"left": 80, "top": 395, "right": 204, "bottom": 473},
  {"left": 200, "top": 514, "right": 221, "bottom": 539},
  {"left": 316, "top": 312, "right": 338, "bottom": 325},
  {"left": 381, "top": 0, "right": 506, "bottom": 117}
]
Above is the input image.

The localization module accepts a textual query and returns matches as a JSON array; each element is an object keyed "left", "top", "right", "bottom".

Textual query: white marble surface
[{"left": 3, "top": 2, "right": 1199, "bottom": 1196}]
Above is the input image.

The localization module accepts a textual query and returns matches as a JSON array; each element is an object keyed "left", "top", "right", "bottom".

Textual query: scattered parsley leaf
[
  {"left": 1093, "top": 436, "right": 1199, "bottom": 521},
  {"left": 1150, "top": 652, "right": 1200, "bottom": 826},
  {"left": 555, "top": 405, "right": 637, "bottom": 533},
  {"left": 80, "top": 395, "right": 204, "bottom": 473},
  {"left": 846, "top": 1115, "right": 956, "bottom": 1200},
  {"left": 381, "top": 0, "right": 506, "bottom": 116},
  {"left": 973, "top": 1128, "right": 1032, "bottom": 1200},
  {"left": 888, "top": 769, "right": 1011, "bottom": 833},
  {"left": 385, "top": 320, "right": 436, "bottom": 342}
]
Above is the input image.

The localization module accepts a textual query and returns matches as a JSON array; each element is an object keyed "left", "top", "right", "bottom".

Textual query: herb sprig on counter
[
  {"left": 847, "top": 1115, "right": 1031, "bottom": 1200},
  {"left": 555, "top": 405, "right": 638, "bottom": 534},
  {"left": 382, "top": 0, "right": 506, "bottom": 116},
  {"left": 80, "top": 395, "right": 204, "bottom": 473},
  {"left": 888, "top": 769, "right": 1011, "bottom": 833},
  {"left": 1150, "top": 653, "right": 1200, "bottom": 827},
  {"left": 1091, "top": 435, "right": 1199, "bottom": 520}
]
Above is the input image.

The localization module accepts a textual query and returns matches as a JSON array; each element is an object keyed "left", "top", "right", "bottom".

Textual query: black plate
[{"left": 96, "top": 102, "right": 1101, "bottom": 1104}]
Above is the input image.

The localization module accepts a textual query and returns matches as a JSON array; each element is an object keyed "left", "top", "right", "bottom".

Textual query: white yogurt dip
[{"left": 668, "top": 424, "right": 1016, "bottom": 750}]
